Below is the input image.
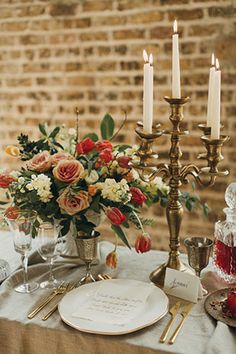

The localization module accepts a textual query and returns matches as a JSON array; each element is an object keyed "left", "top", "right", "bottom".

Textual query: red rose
[
  {"left": 106, "top": 251, "right": 118, "bottom": 269},
  {"left": 99, "top": 149, "right": 113, "bottom": 164},
  {"left": 130, "top": 187, "right": 147, "bottom": 206},
  {"left": 106, "top": 207, "right": 126, "bottom": 225},
  {"left": 135, "top": 233, "right": 151, "bottom": 253},
  {"left": 76, "top": 138, "right": 95, "bottom": 155},
  {"left": 117, "top": 156, "right": 131, "bottom": 169},
  {"left": 0, "top": 174, "right": 15, "bottom": 188},
  {"left": 96, "top": 140, "right": 113, "bottom": 152},
  {"left": 53, "top": 160, "right": 84, "bottom": 183}
]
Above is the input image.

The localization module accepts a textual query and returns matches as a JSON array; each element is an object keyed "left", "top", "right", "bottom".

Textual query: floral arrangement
[{"left": 0, "top": 114, "right": 208, "bottom": 267}]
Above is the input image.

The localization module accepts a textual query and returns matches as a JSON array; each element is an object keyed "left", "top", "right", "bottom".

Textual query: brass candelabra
[{"left": 133, "top": 96, "right": 229, "bottom": 287}]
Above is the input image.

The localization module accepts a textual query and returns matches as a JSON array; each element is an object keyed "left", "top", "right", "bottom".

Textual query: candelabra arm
[{"left": 180, "top": 164, "right": 216, "bottom": 187}]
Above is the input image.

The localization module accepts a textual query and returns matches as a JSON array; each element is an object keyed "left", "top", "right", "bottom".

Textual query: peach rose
[
  {"left": 28, "top": 151, "right": 51, "bottom": 172},
  {"left": 50, "top": 152, "right": 74, "bottom": 166},
  {"left": 53, "top": 160, "right": 84, "bottom": 183},
  {"left": 5, "top": 145, "right": 20, "bottom": 157},
  {"left": 57, "top": 189, "right": 89, "bottom": 215}
]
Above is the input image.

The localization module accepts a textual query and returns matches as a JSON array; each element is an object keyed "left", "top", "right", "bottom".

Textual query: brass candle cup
[{"left": 200, "top": 135, "right": 230, "bottom": 176}]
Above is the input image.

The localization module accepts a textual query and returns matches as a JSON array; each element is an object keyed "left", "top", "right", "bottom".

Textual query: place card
[
  {"left": 73, "top": 281, "right": 153, "bottom": 325},
  {"left": 164, "top": 268, "right": 202, "bottom": 303}
]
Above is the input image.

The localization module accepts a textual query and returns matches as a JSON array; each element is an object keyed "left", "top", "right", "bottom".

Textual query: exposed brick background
[{"left": 0, "top": 0, "right": 235, "bottom": 252}]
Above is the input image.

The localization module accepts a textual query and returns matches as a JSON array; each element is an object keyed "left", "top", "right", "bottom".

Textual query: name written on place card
[{"left": 164, "top": 268, "right": 201, "bottom": 303}]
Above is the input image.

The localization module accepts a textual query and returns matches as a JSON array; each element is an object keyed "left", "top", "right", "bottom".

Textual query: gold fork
[
  {"left": 27, "top": 281, "right": 68, "bottom": 319},
  {"left": 159, "top": 301, "right": 181, "bottom": 343},
  {"left": 42, "top": 282, "right": 76, "bottom": 321},
  {"left": 168, "top": 303, "right": 193, "bottom": 344}
]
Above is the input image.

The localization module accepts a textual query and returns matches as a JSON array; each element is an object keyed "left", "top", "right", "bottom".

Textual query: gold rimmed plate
[
  {"left": 204, "top": 288, "right": 236, "bottom": 328},
  {"left": 58, "top": 279, "right": 169, "bottom": 335}
]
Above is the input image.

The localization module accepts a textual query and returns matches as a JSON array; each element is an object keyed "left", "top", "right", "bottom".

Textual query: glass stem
[
  {"left": 48, "top": 259, "right": 55, "bottom": 284},
  {"left": 21, "top": 254, "right": 29, "bottom": 286},
  {"left": 195, "top": 269, "right": 201, "bottom": 278}
]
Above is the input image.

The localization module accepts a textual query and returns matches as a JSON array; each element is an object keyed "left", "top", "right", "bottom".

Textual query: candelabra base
[{"left": 149, "top": 257, "right": 194, "bottom": 287}]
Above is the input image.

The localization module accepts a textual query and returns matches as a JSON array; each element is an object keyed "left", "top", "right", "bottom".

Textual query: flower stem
[{"left": 132, "top": 211, "right": 145, "bottom": 233}]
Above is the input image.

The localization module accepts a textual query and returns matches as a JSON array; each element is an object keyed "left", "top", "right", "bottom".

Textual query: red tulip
[
  {"left": 135, "top": 233, "right": 151, "bottom": 253},
  {"left": 106, "top": 251, "right": 118, "bottom": 269},
  {"left": 117, "top": 156, "right": 131, "bottom": 169},
  {"left": 76, "top": 137, "right": 95, "bottom": 155},
  {"left": 106, "top": 207, "right": 126, "bottom": 225},
  {"left": 130, "top": 187, "right": 147, "bottom": 206}
]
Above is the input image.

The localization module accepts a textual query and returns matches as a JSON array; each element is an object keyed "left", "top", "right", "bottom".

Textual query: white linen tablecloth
[{"left": 0, "top": 231, "right": 235, "bottom": 354}]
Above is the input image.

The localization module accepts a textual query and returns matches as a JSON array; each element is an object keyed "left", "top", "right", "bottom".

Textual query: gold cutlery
[
  {"left": 97, "top": 273, "right": 112, "bottom": 280},
  {"left": 27, "top": 281, "right": 68, "bottom": 319},
  {"left": 168, "top": 302, "right": 193, "bottom": 344},
  {"left": 159, "top": 301, "right": 181, "bottom": 343},
  {"left": 42, "top": 282, "right": 76, "bottom": 321}
]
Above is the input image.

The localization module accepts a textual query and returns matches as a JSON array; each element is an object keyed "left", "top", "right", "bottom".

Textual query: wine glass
[
  {"left": 75, "top": 231, "right": 100, "bottom": 285},
  {"left": 184, "top": 237, "right": 213, "bottom": 295},
  {"left": 5, "top": 210, "right": 39, "bottom": 293},
  {"left": 37, "top": 222, "right": 60, "bottom": 289}
]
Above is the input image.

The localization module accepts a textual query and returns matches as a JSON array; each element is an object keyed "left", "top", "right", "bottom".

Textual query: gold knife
[
  {"left": 159, "top": 301, "right": 181, "bottom": 343},
  {"left": 168, "top": 302, "right": 193, "bottom": 344}
]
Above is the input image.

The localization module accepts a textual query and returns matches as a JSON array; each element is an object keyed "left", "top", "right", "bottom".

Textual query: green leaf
[
  {"left": 49, "top": 127, "right": 60, "bottom": 139},
  {"left": 100, "top": 113, "right": 114, "bottom": 140},
  {"left": 83, "top": 133, "right": 99, "bottom": 142},
  {"left": 90, "top": 194, "right": 101, "bottom": 213},
  {"left": 39, "top": 124, "right": 47, "bottom": 136},
  {"left": 186, "top": 199, "right": 193, "bottom": 212},
  {"left": 203, "top": 203, "right": 210, "bottom": 217},
  {"left": 111, "top": 225, "right": 131, "bottom": 249}
]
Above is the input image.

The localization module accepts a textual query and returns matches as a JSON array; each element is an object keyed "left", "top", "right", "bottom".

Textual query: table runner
[{"left": 0, "top": 235, "right": 235, "bottom": 354}]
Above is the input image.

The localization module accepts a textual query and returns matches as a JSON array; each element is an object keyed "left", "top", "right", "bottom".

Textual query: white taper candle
[
  {"left": 211, "top": 58, "right": 221, "bottom": 140},
  {"left": 206, "top": 53, "right": 215, "bottom": 127},
  {"left": 172, "top": 20, "right": 181, "bottom": 98}
]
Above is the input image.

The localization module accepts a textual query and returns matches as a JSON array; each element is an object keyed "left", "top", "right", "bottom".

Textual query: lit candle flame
[
  {"left": 143, "top": 49, "right": 148, "bottom": 63},
  {"left": 216, "top": 58, "right": 220, "bottom": 70},
  {"left": 211, "top": 53, "right": 215, "bottom": 67},
  {"left": 173, "top": 20, "right": 178, "bottom": 34},
  {"left": 149, "top": 53, "right": 153, "bottom": 66}
]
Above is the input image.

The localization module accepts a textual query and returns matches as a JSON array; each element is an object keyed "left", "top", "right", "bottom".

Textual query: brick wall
[{"left": 0, "top": 0, "right": 235, "bottom": 251}]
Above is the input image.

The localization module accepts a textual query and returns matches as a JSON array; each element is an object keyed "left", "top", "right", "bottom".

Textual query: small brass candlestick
[{"left": 133, "top": 97, "right": 229, "bottom": 287}]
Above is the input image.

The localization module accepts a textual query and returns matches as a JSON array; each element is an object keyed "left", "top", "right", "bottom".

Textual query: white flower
[
  {"left": 29, "top": 174, "right": 53, "bottom": 203},
  {"left": 96, "top": 178, "right": 131, "bottom": 203},
  {"left": 146, "top": 177, "right": 169, "bottom": 196},
  {"left": 26, "top": 183, "right": 33, "bottom": 191},
  {"left": 18, "top": 177, "right": 25, "bottom": 184},
  {"left": 68, "top": 128, "right": 76, "bottom": 136},
  {"left": 125, "top": 145, "right": 139, "bottom": 156},
  {"left": 85, "top": 170, "right": 99, "bottom": 184}
]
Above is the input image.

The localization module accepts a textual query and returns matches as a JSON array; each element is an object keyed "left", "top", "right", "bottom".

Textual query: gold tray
[{"left": 204, "top": 288, "right": 236, "bottom": 328}]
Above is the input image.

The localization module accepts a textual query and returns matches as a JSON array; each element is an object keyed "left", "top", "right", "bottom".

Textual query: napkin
[{"left": 73, "top": 280, "right": 153, "bottom": 325}]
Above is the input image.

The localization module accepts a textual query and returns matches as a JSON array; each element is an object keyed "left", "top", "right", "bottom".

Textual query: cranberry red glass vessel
[{"left": 213, "top": 183, "right": 236, "bottom": 283}]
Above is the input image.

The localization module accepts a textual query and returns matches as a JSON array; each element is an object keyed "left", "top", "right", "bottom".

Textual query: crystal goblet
[
  {"left": 184, "top": 237, "right": 213, "bottom": 295},
  {"left": 5, "top": 210, "right": 38, "bottom": 293},
  {"left": 75, "top": 231, "right": 100, "bottom": 285},
  {"left": 37, "top": 222, "right": 60, "bottom": 289}
]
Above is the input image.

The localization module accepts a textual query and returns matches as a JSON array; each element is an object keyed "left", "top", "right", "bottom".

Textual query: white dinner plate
[{"left": 58, "top": 279, "right": 169, "bottom": 335}]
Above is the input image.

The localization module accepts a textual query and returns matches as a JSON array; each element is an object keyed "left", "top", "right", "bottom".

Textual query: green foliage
[
  {"left": 111, "top": 225, "right": 131, "bottom": 249},
  {"left": 100, "top": 113, "right": 115, "bottom": 140},
  {"left": 83, "top": 133, "right": 99, "bottom": 142}
]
